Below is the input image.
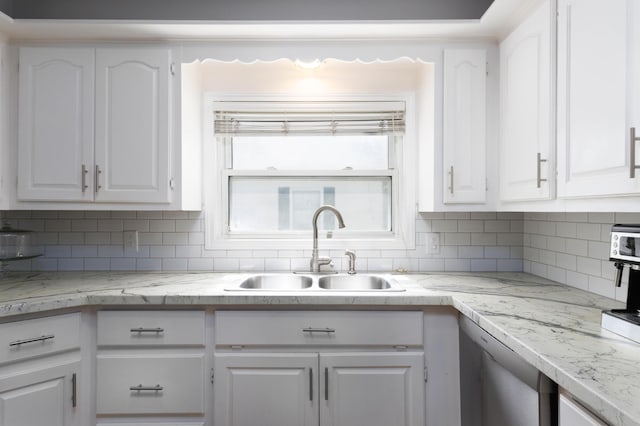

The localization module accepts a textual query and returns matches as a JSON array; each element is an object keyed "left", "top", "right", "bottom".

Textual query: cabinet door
[
  {"left": 442, "top": 49, "right": 487, "bottom": 204},
  {"left": 0, "top": 362, "right": 80, "bottom": 426},
  {"left": 558, "top": 392, "right": 607, "bottom": 426},
  {"left": 214, "top": 353, "right": 318, "bottom": 426},
  {"left": 320, "top": 352, "right": 424, "bottom": 426},
  {"left": 499, "top": 0, "right": 554, "bottom": 202},
  {"left": 95, "top": 47, "right": 171, "bottom": 203},
  {"left": 18, "top": 48, "right": 94, "bottom": 202},
  {"left": 557, "top": 0, "right": 639, "bottom": 197}
]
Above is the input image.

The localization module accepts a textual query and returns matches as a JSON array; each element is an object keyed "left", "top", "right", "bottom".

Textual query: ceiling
[
  {"left": 0, "top": 0, "right": 542, "bottom": 41},
  {"left": 1, "top": 0, "right": 495, "bottom": 21}
]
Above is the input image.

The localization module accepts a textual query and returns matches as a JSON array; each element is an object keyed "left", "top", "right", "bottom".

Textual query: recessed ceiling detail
[{"left": 1, "top": 0, "right": 495, "bottom": 21}]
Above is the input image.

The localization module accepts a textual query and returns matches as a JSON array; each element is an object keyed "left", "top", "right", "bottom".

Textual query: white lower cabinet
[
  {"left": 214, "top": 352, "right": 424, "bottom": 426},
  {"left": 214, "top": 353, "right": 317, "bottom": 426},
  {"left": 320, "top": 353, "right": 424, "bottom": 426},
  {"left": 0, "top": 312, "right": 84, "bottom": 426},
  {"left": 213, "top": 310, "right": 425, "bottom": 426},
  {"left": 558, "top": 391, "right": 607, "bottom": 426},
  {"left": 0, "top": 361, "right": 80, "bottom": 426},
  {"left": 95, "top": 310, "right": 206, "bottom": 425}
]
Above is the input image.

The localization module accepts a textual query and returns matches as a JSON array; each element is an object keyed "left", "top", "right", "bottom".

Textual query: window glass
[{"left": 229, "top": 177, "right": 391, "bottom": 232}]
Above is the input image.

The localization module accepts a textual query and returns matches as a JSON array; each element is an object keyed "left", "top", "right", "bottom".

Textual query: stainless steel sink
[
  {"left": 318, "top": 274, "right": 402, "bottom": 291},
  {"left": 238, "top": 274, "right": 313, "bottom": 290},
  {"left": 228, "top": 273, "right": 404, "bottom": 292}
]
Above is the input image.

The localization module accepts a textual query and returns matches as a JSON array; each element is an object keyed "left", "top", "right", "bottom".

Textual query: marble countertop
[{"left": 0, "top": 271, "right": 636, "bottom": 425}]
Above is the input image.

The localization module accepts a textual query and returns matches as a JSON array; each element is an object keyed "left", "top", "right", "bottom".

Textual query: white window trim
[{"left": 203, "top": 93, "right": 416, "bottom": 251}]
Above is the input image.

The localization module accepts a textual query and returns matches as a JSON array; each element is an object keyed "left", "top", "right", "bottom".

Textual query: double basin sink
[{"left": 227, "top": 273, "right": 404, "bottom": 292}]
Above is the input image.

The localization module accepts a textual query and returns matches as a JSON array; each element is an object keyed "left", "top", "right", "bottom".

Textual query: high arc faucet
[{"left": 310, "top": 205, "right": 345, "bottom": 272}]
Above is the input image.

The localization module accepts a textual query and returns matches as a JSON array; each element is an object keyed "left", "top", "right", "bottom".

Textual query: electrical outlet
[
  {"left": 425, "top": 233, "right": 440, "bottom": 255},
  {"left": 123, "top": 230, "right": 138, "bottom": 252}
]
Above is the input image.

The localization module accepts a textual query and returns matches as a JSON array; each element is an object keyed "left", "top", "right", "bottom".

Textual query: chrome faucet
[
  {"left": 345, "top": 249, "right": 357, "bottom": 275},
  {"left": 310, "top": 205, "right": 345, "bottom": 272}
]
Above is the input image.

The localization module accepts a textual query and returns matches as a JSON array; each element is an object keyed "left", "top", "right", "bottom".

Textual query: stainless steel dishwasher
[{"left": 459, "top": 316, "right": 557, "bottom": 426}]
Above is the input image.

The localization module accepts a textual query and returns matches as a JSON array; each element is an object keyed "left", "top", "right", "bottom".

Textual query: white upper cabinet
[
  {"left": 17, "top": 46, "right": 174, "bottom": 206},
  {"left": 95, "top": 48, "right": 171, "bottom": 203},
  {"left": 499, "top": 0, "right": 554, "bottom": 202},
  {"left": 442, "top": 49, "right": 487, "bottom": 204},
  {"left": 557, "top": 0, "right": 640, "bottom": 197},
  {"left": 18, "top": 48, "right": 95, "bottom": 202}
]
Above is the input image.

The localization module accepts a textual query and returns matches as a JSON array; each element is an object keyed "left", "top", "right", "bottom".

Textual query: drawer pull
[
  {"left": 130, "top": 327, "right": 164, "bottom": 334},
  {"left": 9, "top": 334, "right": 55, "bottom": 347},
  {"left": 302, "top": 327, "right": 336, "bottom": 333},
  {"left": 129, "top": 384, "right": 163, "bottom": 392}
]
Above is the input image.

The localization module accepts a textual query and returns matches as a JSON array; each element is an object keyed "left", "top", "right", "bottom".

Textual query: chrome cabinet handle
[
  {"left": 302, "top": 327, "right": 335, "bottom": 333},
  {"left": 130, "top": 384, "right": 163, "bottom": 392},
  {"left": 631, "top": 127, "right": 640, "bottom": 178},
  {"left": 130, "top": 327, "right": 164, "bottom": 333},
  {"left": 95, "top": 165, "right": 102, "bottom": 193},
  {"left": 9, "top": 334, "right": 55, "bottom": 347},
  {"left": 324, "top": 367, "right": 329, "bottom": 401},
  {"left": 71, "top": 373, "right": 77, "bottom": 408},
  {"left": 81, "top": 164, "right": 88, "bottom": 192},
  {"left": 536, "top": 153, "right": 548, "bottom": 188},
  {"left": 448, "top": 166, "right": 454, "bottom": 194},
  {"left": 309, "top": 368, "right": 313, "bottom": 401}
]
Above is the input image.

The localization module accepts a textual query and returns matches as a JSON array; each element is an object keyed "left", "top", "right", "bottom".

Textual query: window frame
[{"left": 204, "top": 94, "right": 416, "bottom": 251}]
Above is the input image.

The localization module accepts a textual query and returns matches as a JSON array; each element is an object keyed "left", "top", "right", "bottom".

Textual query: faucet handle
[{"left": 345, "top": 249, "right": 356, "bottom": 275}]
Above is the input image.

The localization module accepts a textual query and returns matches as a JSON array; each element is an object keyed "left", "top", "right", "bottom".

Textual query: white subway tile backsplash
[
  {"left": 71, "top": 219, "right": 97, "bottom": 232},
  {"left": 458, "top": 246, "right": 484, "bottom": 259},
  {"left": 432, "top": 220, "right": 458, "bottom": 232},
  {"left": 188, "top": 258, "right": 214, "bottom": 271},
  {"left": 150, "top": 246, "right": 176, "bottom": 258},
  {"left": 110, "top": 258, "right": 137, "bottom": 271},
  {"left": 136, "top": 258, "right": 162, "bottom": 271},
  {"left": 445, "top": 259, "right": 470, "bottom": 272},
  {"left": 458, "top": 220, "right": 484, "bottom": 233},
  {"left": 84, "top": 258, "right": 110, "bottom": 271},
  {"left": 85, "top": 232, "right": 111, "bottom": 245},
  {"left": 497, "top": 259, "right": 523, "bottom": 272},
  {"left": 471, "top": 232, "right": 497, "bottom": 246},
  {"left": 3, "top": 209, "right": 529, "bottom": 279},
  {"left": 150, "top": 220, "right": 176, "bottom": 232},
  {"left": 162, "top": 258, "right": 188, "bottom": 271},
  {"left": 471, "top": 259, "right": 497, "bottom": 272},
  {"left": 59, "top": 232, "right": 85, "bottom": 245},
  {"left": 162, "top": 233, "right": 189, "bottom": 245},
  {"left": 444, "top": 233, "right": 470, "bottom": 246},
  {"left": 264, "top": 258, "right": 290, "bottom": 271},
  {"left": 419, "top": 258, "right": 444, "bottom": 271},
  {"left": 556, "top": 253, "right": 577, "bottom": 271},
  {"left": 485, "top": 220, "right": 511, "bottom": 233}
]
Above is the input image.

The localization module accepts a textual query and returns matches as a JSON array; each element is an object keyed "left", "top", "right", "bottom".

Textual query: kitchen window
[{"left": 204, "top": 98, "right": 416, "bottom": 250}]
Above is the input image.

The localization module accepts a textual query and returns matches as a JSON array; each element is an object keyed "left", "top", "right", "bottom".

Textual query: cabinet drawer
[
  {"left": 215, "top": 311, "right": 423, "bottom": 347},
  {"left": 0, "top": 313, "right": 81, "bottom": 364},
  {"left": 96, "top": 355, "right": 205, "bottom": 415},
  {"left": 97, "top": 310, "right": 205, "bottom": 347}
]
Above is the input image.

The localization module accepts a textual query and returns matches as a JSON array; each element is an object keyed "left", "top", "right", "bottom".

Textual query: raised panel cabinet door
[
  {"left": 18, "top": 48, "right": 94, "bottom": 201},
  {"left": 557, "top": 0, "right": 639, "bottom": 197},
  {"left": 499, "top": 0, "right": 554, "bottom": 202},
  {"left": 214, "top": 353, "right": 318, "bottom": 426},
  {"left": 95, "top": 47, "right": 171, "bottom": 203},
  {"left": 443, "top": 49, "right": 487, "bottom": 204},
  {"left": 319, "top": 352, "right": 424, "bottom": 426},
  {"left": 0, "top": 362, "right": 80, "bottom": 426}
]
